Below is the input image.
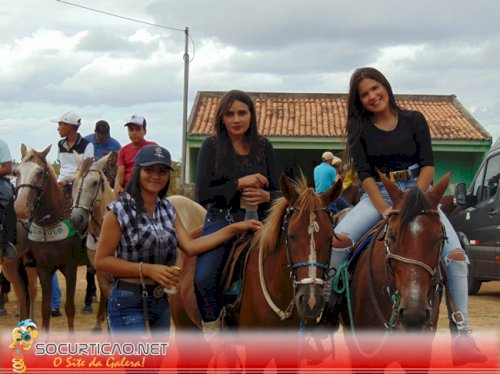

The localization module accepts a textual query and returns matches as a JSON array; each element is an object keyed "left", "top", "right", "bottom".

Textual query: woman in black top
[
  {"left": 325, "top": 67, "right": 485, "bottom": 364},
  {"left": 195, "top": 90, "right": 279, "bottom": 335}
]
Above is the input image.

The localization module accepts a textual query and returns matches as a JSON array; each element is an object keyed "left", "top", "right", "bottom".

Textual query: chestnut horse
[
  {"left": 70, "top": 155, "right": 115, "bottom": 332},
  {"left": 239, "top": 174, "right": 342, "bottom": 327},
  {"left": 169, "top": 175, "right": 342, "bottom": 370},
  {"left": 14, "top": 144, "right": 85, "bottom": 332},
  {"left": 336, "top": 173, "right": 450, "bottom": 370},
  {"left": 170, "top": 175, "right": 342, "bottom": 330}
]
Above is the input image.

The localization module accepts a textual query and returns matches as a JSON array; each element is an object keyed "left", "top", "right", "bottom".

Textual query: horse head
[
  {"left": 70, "top": 153, "right": 113, "bottom": 237},
  {"left": 14, "top": 144, "right": 54, "bottom": 220},
  {"left": 279, "top": 173, "right": 343, "bottom": 320},
  {"left": 380, "top": 171, "right": 450, "bottom": 330}
]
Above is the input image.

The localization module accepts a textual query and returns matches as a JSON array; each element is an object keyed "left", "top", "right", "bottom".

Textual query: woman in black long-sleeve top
[{"left": 195, "top": 90, "right": 279, "bottom": 337}]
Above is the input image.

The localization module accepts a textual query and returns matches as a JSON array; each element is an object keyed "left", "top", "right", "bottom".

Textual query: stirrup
[{"left": 451, "top": 311, "right": 466, "bottom": 333}]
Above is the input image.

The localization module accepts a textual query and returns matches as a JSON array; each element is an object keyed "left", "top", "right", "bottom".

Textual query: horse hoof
[
  {"left": 90, "top": 326, "right": 103, "bottom": 333},
  {"left": 81, "top": 305, "right": 93, "bottom": 314},
  {"left": 51, "top": 308, "right": 62, "bottom": 317}
]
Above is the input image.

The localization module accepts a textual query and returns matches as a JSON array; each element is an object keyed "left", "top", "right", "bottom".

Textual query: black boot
[{"left": 0, "top": 292, "right": 7, "bottom": 316}]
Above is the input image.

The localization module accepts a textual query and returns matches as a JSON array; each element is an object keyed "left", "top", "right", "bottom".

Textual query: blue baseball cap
[{"left": 135, "top": 145, "right": 173, "bottom": 169}]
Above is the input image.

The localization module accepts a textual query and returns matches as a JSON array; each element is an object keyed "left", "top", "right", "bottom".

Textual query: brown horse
[
  {"left": 14, "top": 144, "right": 85, "bottom": 332},
  {"left": 239, "top": 174, "right": 342, "bottom": 328},
  {"left": 336, "top": 172, "right": 450, "bottom": 370},
  {"left": 341, "top": 182, "right": 361, "bottom": 207},
  {"left": 170, "top": 175, "right": 342, "bottom": 330},
  {"left": 70, "top": 155, "right": 115, "bottom": 332},
  {"left": 168, "top": 175, "right": 342, "bottom": 370}
]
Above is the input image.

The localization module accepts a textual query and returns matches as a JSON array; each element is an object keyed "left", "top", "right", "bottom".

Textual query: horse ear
[
  {"left": 107, "top": 151, "right": 117, "bottom": 164},
  {"left": 279, "top": 173, "right": 298, "bottom": 203},
  {"left": 378, "top": 170, "right": 403, "bottom": 205},
  {"left": 95, "top": 154, "right": 109, "bottom": 170},
  {"left": 427, "top": 172, "right": 451, "bottom": 208},
  {"left": 20, "top": 143, "right": 27, "bottom": 159},
  {"left": 322, "top": 178, "right": 343, "bottom": 206},
  {"left": 40, "top": 144, "right": 52, "bottom": 159}
]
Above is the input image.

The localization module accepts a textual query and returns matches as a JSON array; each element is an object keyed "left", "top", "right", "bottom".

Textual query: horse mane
[
  {"left": 398, "top": 187, "right": 433, "bottom": 241},
  {"left": 252, "top": 174, "right": 325, "bottom": 258}
]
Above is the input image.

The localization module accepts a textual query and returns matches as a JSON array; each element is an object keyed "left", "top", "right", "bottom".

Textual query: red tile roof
[{"left": 188, "top": 92, "right": 491, "bottom": 141}]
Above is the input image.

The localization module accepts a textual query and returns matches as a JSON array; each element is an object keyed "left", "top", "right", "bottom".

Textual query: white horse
[{"left": 70, "top": 154, "right": 115, "bottom": 331}]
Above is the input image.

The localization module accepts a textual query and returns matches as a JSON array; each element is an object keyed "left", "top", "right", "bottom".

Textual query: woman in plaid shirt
[{"left": 95, "top": 145, "right": 261, "bottom": 335}]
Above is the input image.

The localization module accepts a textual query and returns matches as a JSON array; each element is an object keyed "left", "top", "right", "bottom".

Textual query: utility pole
[
  {"left": 181, "top": 27, "right": 189, "bottom": 184},
  {"left": 56, "top": 1, "right": 191, "bottom": 183}
]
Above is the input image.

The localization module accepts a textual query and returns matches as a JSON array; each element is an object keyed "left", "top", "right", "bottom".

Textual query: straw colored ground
[{"left": 0, "top": 265, "right": 499, "bottom": 334}]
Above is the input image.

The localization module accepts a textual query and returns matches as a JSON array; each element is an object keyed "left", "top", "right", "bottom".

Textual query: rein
[
  {"left": 15, "top": 159, "right": 72, "bottom": 227},
  {"left": 258, "top": 205, "right": 333, "bottom": 320},
  {"left": 15, "top": 160, "right": 49, "bottom": 214},
  {"left": 382, "top": 208, "right": 446, "bottom": 330}
]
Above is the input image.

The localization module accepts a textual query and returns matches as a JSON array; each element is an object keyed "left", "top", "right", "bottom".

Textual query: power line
[
  {"left": 56, "top": 0, "right": 196, "bottom": 63},
  {"left": 56, "top": 0, "right": 195, "bottom": 182},
  {"left": 56, "top": 0, "right": 184, "bottom": 32}
]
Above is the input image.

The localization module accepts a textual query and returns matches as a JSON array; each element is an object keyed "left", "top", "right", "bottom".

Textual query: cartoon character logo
[{"left": 9, "top": 319, "right": 38, "bottom": 373}]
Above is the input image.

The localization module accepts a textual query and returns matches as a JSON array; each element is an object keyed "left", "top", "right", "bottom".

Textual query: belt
[
  {"left": 387, "top": 166, "right": 420, "bottom": 182},
  {"left": 115, "top": 279, "right": 165, "bottom": 299}
]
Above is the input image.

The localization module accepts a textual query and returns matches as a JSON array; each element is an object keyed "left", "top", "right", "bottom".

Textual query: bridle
[
  {"left": 382, "top": 208, "right": 447, "bottom": 330},
  {"left": 73, "top": 168, "right": 105, "bottom": 236},
  {"left": 258, "top": 205, "right": 334, "bottom": 320},
  {"left": 15, "top": 159, "right": 49, "bottom": 213},
  {"left": 15, "top": 158, "right": 71, "bottom": 226}
]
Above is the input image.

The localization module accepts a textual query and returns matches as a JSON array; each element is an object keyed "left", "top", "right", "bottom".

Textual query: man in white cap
[
  {"left": 51, "top": 111, "right": 94, "bottom": 316},
  {"left": 314, "top": 151, "right": 337, "bottom": 194},
  {"left": 54, "top": 111, "right": 94, "bottom": 186}
]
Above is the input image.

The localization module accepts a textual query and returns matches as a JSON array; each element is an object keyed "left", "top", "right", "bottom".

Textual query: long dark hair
[
  {"left": 212, "top": 89, "right": 264, "bottom": 180},
  {"left": 125, "top": 166, "right": 170, "bottom": 215},
  {"left": 344, "top": 67, "right": 400, "bottom": 164}
]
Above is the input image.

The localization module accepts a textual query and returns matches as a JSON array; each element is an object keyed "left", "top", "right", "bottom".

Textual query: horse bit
[
  {"left": 383, "top": 208, "right": 447, "bottom": 330},
  {"left": 259, "top": 205, "right": 334, "bottom": 320}
]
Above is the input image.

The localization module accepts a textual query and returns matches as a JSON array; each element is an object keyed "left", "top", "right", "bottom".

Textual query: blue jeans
[
  {"left": 52, "top": 273, "right": 61, "bottom": 309},
  {"left": 194, "top": 205, "right": 243, "bottom": 322},
  {"left": 332, "top": 180, "right": 470, "bottom": 330},
  {"left": 107, "top": 286, "right": 170, "bottom": 336}
]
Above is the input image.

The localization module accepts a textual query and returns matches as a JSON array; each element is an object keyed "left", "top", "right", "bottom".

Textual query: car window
[
  {"left": 472, "top": 154, "right": 500, "bottom": 203},
  {"left": 470, "top": 163, "right": 486, "bottom": 200},
  {"left": 485, "top": 154, "right": 500, "bottom": 198}
]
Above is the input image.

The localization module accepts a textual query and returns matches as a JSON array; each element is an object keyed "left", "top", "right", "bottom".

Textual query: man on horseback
[
  {"left": 52, "top": 111, "right": 94, "bottom": 316},
  {"left": 314, "top": 152, "right": 351, "bottom": 213},
  {"left": 82, "top": 120, "right": 121, "bottom": 314},
  {"left": 0, "top": 138, "right": 16, "bottom": 315}
]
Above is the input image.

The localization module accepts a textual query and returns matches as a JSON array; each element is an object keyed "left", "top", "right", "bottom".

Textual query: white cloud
[{"left": 0, "top": 0, "right": 499, "bottom": 163}]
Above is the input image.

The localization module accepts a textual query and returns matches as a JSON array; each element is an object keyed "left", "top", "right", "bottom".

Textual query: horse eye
[
  {"left": 388, "top": 232, "right": 396, "bottom": 243},
  {"left": 35, "top": 171, "right": 43, "bottom": 178},
  {"left": 92, "top": 181, "right": 98, "bottom": 187},
  {"left": 12, "top": 169, "right": 18, "bottom": 177}
]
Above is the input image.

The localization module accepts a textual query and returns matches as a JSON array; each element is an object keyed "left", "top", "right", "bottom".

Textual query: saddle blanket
[{"left": 28, "top": 219, "right": 76, "bottom": 242}]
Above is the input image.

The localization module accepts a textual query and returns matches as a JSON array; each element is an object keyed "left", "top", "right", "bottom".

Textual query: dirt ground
[{"left": 0, "top": 265, "right": 499, "bottom": 334}]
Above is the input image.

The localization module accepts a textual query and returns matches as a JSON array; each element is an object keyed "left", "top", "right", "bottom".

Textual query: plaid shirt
[{"left": 108, "top": 192, "right": 177, "bottom": 266}]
